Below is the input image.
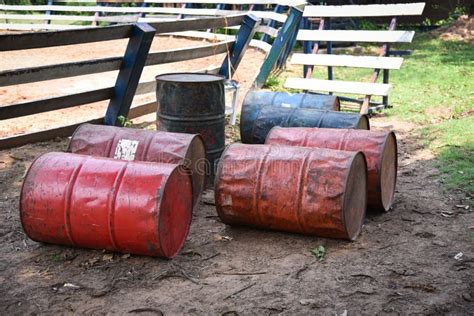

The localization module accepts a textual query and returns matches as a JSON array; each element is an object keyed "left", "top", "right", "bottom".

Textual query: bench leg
[{"left": 383, "top": 69, "right": 389, "bottom": 108}]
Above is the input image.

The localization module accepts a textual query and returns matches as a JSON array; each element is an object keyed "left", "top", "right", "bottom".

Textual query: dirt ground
[
  {"left": 432, "top": 15, "right": 474, "bottom": 43},
  {"left": 1, "top": 35, "right": 473, "bottom": 315}
]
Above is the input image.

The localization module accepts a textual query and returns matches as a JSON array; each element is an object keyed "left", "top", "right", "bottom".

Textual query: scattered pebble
[
  {"left": 462, "top": 293, "right": 473, "bottom": 302},
  {"left": 215, "top": 235, "right": 233, "bottom": 241},
  {"left": 441, "top": 211, "right": 454, "bottom": 217},
  {"left": 454, "top": 252, "right": 463, "bottom": 261},
  {"left": 299, "top": 299, "right": 316, "bottom": 306},
  {"left": 102, "top": 254, "right": 114, "bottom": 261}
]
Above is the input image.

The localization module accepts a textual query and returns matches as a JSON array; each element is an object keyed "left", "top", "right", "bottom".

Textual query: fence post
[
  {"left": 218, "top": 14, "right": 261, "bottom": 79},
  {"left": 104, "top": 23, "right": 156, "bottom": 126},
  {"left": 254, "top": 7, "right": 303, "bottom": 89}
]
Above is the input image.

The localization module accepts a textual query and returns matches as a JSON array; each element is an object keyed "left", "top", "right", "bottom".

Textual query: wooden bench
[
  {"left": 283, "top": 3, "right": 425, "bottom": 114},
  {"left": 0, "top": 15, "right": 259, "bottom": 150}
]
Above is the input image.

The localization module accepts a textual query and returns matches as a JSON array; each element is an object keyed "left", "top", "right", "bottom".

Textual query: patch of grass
[
  {"left": 423, "top": 116, "right": 474, "bottom": 193},
  {"left": 51, "top": 253, "right": 62, "bottom": 262},
  {"left": 388, "top": 35, "right": 473, "bottom": 193},
  {"left": 265, "top": 75, "right": 281, "bottom": 91},
  {"left": 386, "top": 34, "right": 474, "bottom": 124},
  {"left": 310, "top": 245, "right": 326, "bottom": 261}
]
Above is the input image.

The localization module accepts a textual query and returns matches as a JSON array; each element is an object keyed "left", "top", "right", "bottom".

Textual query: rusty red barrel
[
  {"left": 215, "top": 144, "right": 367, "bottom": 240},
  {"left": 69, "top": 123, "right": 205, "bottom": 209},
  {"left": 20, "top": 152, "right": 192, "bottom": 258},
  {"left": 266, "top": 127, "right": 397, "bottom": 212}
]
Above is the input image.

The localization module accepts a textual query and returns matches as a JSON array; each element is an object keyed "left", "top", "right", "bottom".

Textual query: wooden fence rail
[{"left": 0, "top": 0, "right": 305, "bottom": 54}]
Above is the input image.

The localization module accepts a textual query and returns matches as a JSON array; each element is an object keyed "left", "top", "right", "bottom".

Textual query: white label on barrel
[
  {"left": 281, "top": 103, "right": 292, "bottom": 108},
  {"left": 114, "top": 139, "right": 139, "bottom": 161}
]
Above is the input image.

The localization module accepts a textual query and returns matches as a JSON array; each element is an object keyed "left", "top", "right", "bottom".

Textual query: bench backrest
[{"left": 284, "top": 3, "right": 425, "bottom": 114}]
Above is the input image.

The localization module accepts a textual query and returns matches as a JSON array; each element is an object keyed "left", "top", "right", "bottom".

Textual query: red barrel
[
  {"left": 69, "top": 123, "right": 205, "bottom": 209},
  {"left": 20, "top": 152, "right": 192, "bottom": 258},
  {"left": 266, "top": 127, "right": 397, "bottom": 212},
  {"left": 215, "top": 144, "right": 367, "bottom": 241}
]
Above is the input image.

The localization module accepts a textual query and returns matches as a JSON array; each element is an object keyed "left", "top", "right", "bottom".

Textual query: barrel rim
[
  {"left": 378, "top": 131, "right": 398, "bottom": 212},
  {"left": 19, "top": 151, "right": 52, "bottom": 242},
  {"left": 157, "top": 164, "right": 193, "bottom": 259},
  {"left": 19, "top": 152, "right": 90, "bottom": 245},
  {"left": 213, "top": 143, "right": 232, "bottom": 190},
  {"left": 239, "top": 99, "right": 252, "bottom": 144},
  {"left": 183, "top": 134, "right": 206, "bottom": 209},
  {"left": 213, "top": 143, "right": 235, "bottom": 221},
  {"left": 341, "top": 151, "right": 368, "bottom": 241},
  {"left": 264, "top": 125, "right": 287, "bottom": 144},
  {"left": 155, "top": 72, "right": 225, "bottom": 84},
  {"left": 67, "top": 122, "right": 94, "bottom": 152},
  {"left": 333, "top": 95, "right": 341, "bottom": 111},
  {"left": 359, "top": 114, "right": 371, "bottom": 130}
]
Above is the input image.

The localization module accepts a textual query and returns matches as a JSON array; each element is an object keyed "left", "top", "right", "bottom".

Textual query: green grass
[
  {"left": 422, "top": 115, "right": 474, "bottom": 193},
  {"left": 267, "top": 31, "right": 474, "bottom": 194},
  {"left": 386, "top": 34, "right": 473, "bottom": 193}
]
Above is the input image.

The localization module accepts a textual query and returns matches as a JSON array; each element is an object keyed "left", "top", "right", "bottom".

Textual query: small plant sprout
[
  {"left": 117, "top": 115, "right": 133, "bottom": 127},
  {"left": 310, "top": 245, "right": 326, "bottom": 261}
]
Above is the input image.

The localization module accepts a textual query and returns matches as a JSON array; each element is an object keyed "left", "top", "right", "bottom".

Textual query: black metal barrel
[
  {"left": 243, "top": 90, "right": 341, "bottom": 111},
  {"left": 241, "top": 105, "right": 370, "bottom": 144},
  {"left": 156, "top": 73, "right": 225, "bottom": 184}
]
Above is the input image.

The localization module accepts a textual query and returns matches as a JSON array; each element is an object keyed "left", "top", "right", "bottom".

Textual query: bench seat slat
[
  {"left": 291, "top": 53, "right": 404, "bottom": 70},
  {"left": 284, "top": 77, "right": 391, "bottom": 96},
  {"left": 297, "top": 30, "right": 415, "bottom": 43},
  {"left": 303, "top": 3, "right": 425, "bottom": 18}
]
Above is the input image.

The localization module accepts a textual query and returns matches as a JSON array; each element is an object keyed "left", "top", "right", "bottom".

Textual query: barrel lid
[{"left": 156, "top": 73, "right": 225, "bottom": 83}]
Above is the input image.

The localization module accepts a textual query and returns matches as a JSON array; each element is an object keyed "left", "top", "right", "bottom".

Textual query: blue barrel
[
  {"left": 240, "top": 106, "right": 370, "bottom": 144},
  {"left": 243, "top": 90, "right": 340, "bottom": 112}
]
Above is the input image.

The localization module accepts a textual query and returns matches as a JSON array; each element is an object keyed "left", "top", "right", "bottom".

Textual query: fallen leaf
[{"left": 102, "top": 254, "right": 114, "bottom": 261}]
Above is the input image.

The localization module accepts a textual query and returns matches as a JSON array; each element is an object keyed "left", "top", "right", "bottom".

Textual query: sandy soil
[
  {"left": 0, "top": 115, "right": 473, "bottom": 314},
  {"left": 0, "top": 32, "right": 473, "bottom": 315}
]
